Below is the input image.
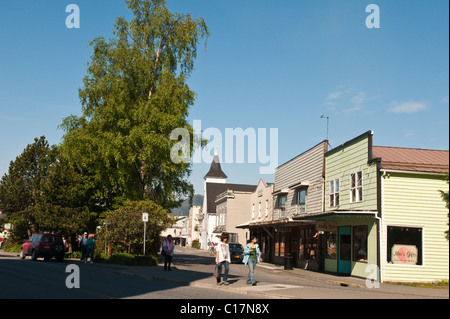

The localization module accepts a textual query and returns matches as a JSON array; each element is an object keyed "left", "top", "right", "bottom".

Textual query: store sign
[
  {"left": 316, "top": 221, "right": 337, "bottom": 233},
  {"left": 391, "top": 244, "right": 418, "bottom": 265},
  {"left": 277, "top": 225, "right": 292, "bottom": 233}
]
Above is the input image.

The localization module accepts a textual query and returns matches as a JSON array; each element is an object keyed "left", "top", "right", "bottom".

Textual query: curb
[{"left": 148, "top": 262, "right": 297, "bottom": 299}]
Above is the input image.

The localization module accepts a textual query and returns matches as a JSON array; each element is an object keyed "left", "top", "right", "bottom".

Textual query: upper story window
[
  {"left": 265, "top": 200, "right": 269, "bottom": 217},
  {"left": 252, "top": 203, "right": 255, "bottom": 219},
  {"left": 296, "top": 189, "right": 307, "bottom": 214},
  {"left": 329, "top": 178, "right": 340, "bottom": 207},
  {"left": 277, "top": 195, "right": 287, "bottom": 217},
  {"left": 258, "top": 202, "right": 261, "bottom": 218},
  {"left": 350, "top": 171, "right": 363, "bottom": 203}
]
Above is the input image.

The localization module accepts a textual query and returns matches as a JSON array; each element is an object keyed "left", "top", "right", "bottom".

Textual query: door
[{"left": 338, "top": 226, "right": 351, "bottom": 274}]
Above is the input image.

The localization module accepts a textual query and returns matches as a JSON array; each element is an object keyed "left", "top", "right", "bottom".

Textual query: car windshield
[{"left": 229, "top": 243, "right": 243, "bottom": 251}]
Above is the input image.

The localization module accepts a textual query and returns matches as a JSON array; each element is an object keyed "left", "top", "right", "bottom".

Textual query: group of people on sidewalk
[
  {"left": 215, "top": 233, "right": 261, "bottom": 286},
  {"left": 79, "top": 232, "right": 96, "bottom": 263},
  {"left": 161, "top": 233, "right": 262, "bottom": 287}
]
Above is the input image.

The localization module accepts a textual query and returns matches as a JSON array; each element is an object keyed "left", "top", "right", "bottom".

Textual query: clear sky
[{"left": 0, "top": 0, "right": 448, "bottom": 195}]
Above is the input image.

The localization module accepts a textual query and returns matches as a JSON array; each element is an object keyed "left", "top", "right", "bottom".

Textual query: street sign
[{"left": 142, "top": 213, "right": 148, "bottom": 256}]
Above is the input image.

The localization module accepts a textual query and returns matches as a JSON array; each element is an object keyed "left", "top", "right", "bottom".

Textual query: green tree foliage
[
  {"left": 97, "top": 200, "right": 174, "bottom": 255},
  {"left": 0, "top": 136, "right": 57, "bottom": 239},
  {"left": 60, "top": 0, "right": 209, "bottom": 210},
  {"left": 35, "top": 155, "right": 96, "bottom": 245},
  {"left": 0, "top": 136, "right": 99, "bottom": 244}
]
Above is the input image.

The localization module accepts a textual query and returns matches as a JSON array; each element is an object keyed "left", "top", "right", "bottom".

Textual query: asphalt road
[{"left": 0, "top": 254, "right": 261, "bottom": 299}]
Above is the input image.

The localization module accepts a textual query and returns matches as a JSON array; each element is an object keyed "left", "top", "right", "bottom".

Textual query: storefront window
[
  {"left": 387, "top": 226, "right": 422, "bottom": 265},
  {"left": 326, "top": 232, "right": 337, "bottom": 259},
  {"left": 298, "top": 227, "right": 318, "bottom": 259},
  {"left": 353, "top": 225, "right": 368, "bottom": 262},
  {"left": 280, "top": 233, "right": 285, "bottom": 257},
  {"left": 299, "top": 238, "right": 305, "bottom": 260}
]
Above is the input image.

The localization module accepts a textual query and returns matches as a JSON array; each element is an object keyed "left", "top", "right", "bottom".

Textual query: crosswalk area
[{"left": 240, "top": 283, "right": 304, "bottom": 292}]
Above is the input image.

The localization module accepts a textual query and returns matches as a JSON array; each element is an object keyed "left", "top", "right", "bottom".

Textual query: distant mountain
[{"left": 171, "top": 194, "right": 204, "bottom": 216}]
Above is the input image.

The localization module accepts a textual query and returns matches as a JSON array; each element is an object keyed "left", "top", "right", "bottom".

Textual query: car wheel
[
  {"left": 31, "top": 249, "right": 38, "bottom": 261},
  {"left": 19, "top": 249, "right": 26, "bottom": 260}
]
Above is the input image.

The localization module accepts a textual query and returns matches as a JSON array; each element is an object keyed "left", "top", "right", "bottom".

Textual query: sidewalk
[{"left": 121, "top": 247, "right": 448, "bottom": 299}]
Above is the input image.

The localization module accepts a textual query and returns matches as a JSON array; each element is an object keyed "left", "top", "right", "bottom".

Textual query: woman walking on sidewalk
[
  {"left": 243, "top": 236, "right": 261, "bottom": 286},
  {"left": 162, "top": 235, "right": 175, "bottom": 271},
  {"left": 215, "top": 233, "right": 231, "bottom": 286}
]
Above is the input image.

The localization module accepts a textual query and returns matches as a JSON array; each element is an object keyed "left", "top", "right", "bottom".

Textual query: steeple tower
[{"left": 203, "top": 149, "right": 227, "bottom": 181}]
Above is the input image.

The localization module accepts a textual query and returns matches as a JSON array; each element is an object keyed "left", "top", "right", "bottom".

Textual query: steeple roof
[{"left": 204, "top": 151, "right": 227, "bottom": 180}]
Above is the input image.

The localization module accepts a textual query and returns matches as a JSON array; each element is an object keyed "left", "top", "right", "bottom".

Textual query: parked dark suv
[
  {"left": 229, "top": 242, "right": 244, "bottom": 263},
  {"left": 20, "top": 233, "right": 65, "bottom": 262}
]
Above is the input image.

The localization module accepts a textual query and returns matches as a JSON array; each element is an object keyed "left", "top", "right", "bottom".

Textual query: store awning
[
  {"left": 289, "top": 181, "right": 310, "bottom": 189},
  {"left": 292, "top": 210, "right": 378, "bottom": 221},
  {"left": 272, "top": 188, "right": 289, "bottom": 196},
  {"left": 236, "top": 217, "right": 315, "bottom": 229}
]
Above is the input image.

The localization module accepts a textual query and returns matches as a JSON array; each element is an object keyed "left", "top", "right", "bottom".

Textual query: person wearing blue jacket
[{"left": 243, "top": 235, "right": 261, "bottom": 286}]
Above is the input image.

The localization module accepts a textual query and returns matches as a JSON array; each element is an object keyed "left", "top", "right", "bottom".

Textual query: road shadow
[{"left": 0, "top": 251, "right": 233, "bottom": 299}]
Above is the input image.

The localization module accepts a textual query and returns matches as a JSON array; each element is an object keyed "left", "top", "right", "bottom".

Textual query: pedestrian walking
[
  {"left": 243, "top": 235, "right": 261, "bottom": 286},
  {"left": 79, "top": 232, "right": 88, "bottom": 263},
  {"left": 215, "top": 233, "right": 231, "bottom": 286},
  {"left": 210, "top": 241, "right": 215, "bottom": 256},
  {"left": 86, "top": 234, "right": 96, "bottom": 264},
  {"left": 62, "top": 235, "right": 68, "bottom": 253},
  {"left": 162, "top": 235, "right": 175, "bottom": 271}
]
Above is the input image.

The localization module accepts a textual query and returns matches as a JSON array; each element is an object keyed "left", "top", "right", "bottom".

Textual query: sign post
[{"left": 142, "top": 213, "right": 148, "bottom": 256}]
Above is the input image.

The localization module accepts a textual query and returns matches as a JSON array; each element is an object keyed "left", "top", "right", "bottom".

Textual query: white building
[
  {"left": 186, "top": 206, "right": 202, "bottom": 247},
  {"left": 200, "top": 151, "right": 256, "bottom": 249}
]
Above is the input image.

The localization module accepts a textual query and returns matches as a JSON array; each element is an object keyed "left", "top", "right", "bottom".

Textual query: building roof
[
  {"left": 373, "top": 146, "right": 449, "bottom": 174},
  {"left": 205, "top": 183, "right": 257, "bottom": 215},
  {"left": 203, "top": 153, "right": 228, "bottom": 180}
]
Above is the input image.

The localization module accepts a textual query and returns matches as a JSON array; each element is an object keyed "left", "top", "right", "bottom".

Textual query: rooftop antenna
[{"left": 320, "top": 115, "right": 331, "bottom": 150}]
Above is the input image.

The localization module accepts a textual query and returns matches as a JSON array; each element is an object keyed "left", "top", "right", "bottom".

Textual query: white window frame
[
  {"left": 296, "top": 188, "right": 308, "bottom": 214},
  {"left": 265, "top": 200, "right": 269, "bottom": 217},
  {"left": 258, "top": 202, "right": 261, "bottom": 218},
  {"left": 329, "top": 178, "right": 340, "bottom": 207},
  {"left": 350, "top": 171, "right": 363, "bottom": 203}
]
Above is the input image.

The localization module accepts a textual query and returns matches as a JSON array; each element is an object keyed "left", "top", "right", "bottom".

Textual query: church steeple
[{"left": 203, "top": 149, "right": 227, "bottom": 180}]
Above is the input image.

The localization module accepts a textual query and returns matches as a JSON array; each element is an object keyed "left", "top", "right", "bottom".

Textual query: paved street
[{"left": 1, "top": 246, "right": 448, "bottom": 300}]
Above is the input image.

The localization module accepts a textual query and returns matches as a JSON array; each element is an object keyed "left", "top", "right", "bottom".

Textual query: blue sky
[{"left": 0, "top": 0, "right": 448, "bottom": 195}]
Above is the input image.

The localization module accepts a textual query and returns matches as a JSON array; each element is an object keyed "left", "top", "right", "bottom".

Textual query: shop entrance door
[{"left": 338, "top": 226, "right": 351, "bottom": 274}]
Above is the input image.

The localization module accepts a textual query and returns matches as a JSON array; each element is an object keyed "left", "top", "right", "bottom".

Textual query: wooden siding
[
  {"left": 381, "top": 172, "right": 449, "bottom": 282},
  {"left": 325, "top": 134, "right": 378, "bottom": 211},
  {"left": 323, "top": 216, "right": 377, "bottom": 278},
  {"left": 274, "top": 142, "right": 326, "bottom": 218}
]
